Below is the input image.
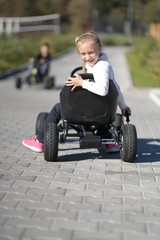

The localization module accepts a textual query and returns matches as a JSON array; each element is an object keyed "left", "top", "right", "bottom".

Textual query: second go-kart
[{"left": 15, "top": 60, "right": 55, "bottom": 89}]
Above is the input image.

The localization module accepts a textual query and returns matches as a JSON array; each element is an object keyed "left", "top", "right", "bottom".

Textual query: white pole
[
  {"left": 5, "top": 18, "right": 13, "bottom": 35},
  {"left": 0, "top": 18, "right": 4, "bottom": 35},
  {"left": 13, "top": 18, "right": 20, "bottom": 33}
]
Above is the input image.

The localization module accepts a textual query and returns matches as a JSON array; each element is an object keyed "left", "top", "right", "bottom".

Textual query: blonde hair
[{"left": 75, "top": 32, "right": 102, "bottom": 51}]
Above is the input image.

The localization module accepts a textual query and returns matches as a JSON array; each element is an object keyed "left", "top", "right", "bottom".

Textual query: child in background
[
  {"left": 26, "top": 42, "right": 52, "bottom": 84},
  {"left": 23, "top": 32, "right": 131, "bottom": 153}
]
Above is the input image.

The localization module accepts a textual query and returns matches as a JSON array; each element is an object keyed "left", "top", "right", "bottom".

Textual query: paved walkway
[{"left": 0, "top": 47, "right": 160, "bottom": 240}]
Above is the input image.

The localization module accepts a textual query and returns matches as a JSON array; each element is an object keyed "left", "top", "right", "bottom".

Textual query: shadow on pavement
[
  {"left": 58, "top": 138, "right": 160, "bottom": 163},
  {"left": 135, "top": 138, "right": 160, "bottom": 163},
  {"left": 58, "top": 146, "right": 120, "bottom": 162}
]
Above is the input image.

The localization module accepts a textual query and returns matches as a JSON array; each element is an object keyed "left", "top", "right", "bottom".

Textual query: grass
[{"left": 126, "top": 36, "right": 160, "bottom": 88}]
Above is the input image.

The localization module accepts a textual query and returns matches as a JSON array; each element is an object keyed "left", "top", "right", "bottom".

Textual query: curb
[{"left": 0, "top": 65, "right": 28, "bottom": 80}]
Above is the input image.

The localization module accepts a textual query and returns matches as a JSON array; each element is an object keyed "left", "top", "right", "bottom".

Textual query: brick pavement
[{"left": 0, "top": 47, "right": 160, "bottom": 240}]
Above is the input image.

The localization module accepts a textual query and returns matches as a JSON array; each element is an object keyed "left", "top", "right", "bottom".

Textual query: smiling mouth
[{"left": 87, "top": 60, "right": 94, "bottom": 64}]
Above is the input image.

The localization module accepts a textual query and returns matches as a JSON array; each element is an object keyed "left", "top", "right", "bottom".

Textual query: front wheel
[
  {"left": 15, "top": 78, "right": 22, "bottom": 89},
  {"left": 44, "top": 76, "right": 55, "bottom": 89},
  {"left": 120, "top": 124, "right": 137, "bottom": 163},
  {"left": 44, "top": 123, "right": 59, "bottom": 162}
]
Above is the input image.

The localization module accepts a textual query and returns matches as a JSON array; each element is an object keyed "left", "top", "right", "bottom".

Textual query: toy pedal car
[
  {"left": 36, "top": 66, "right": 137, "bottom": 162},
  {"left": 15, "top": 63, "right": 55, "bottom": 90}
]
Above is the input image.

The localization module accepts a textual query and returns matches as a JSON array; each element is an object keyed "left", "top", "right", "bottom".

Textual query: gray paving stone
[
  {"left": 73, "top": 230, "right": 123, "bottom": 240},
  {"left": 99, "top": 221, "right": 147, "bottom": 233},
  {"left": 24, "top": 229, "right": 73, "bottom": 239},
  {"left": 124, "top": 233, "right": 158, "bottom": 240},
  {"left": 34, "top": 209, "right": 78, "bottom": 220},
  {"left": 0, "top": 227, "right": 25, "bottom": 239}
]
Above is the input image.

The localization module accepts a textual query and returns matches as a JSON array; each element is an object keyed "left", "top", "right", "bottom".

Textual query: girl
[{"left": 23, "top": 32, "right": 131, "bottom": 153}]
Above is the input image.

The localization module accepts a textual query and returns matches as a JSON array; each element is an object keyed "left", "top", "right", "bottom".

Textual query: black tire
[
  {"left": 44, "top": 123, "right": 59, "bottom": 161},
  {"left": 44, "top": 76, "right": 55, "bottom": 89},
  {"left": 49, "top": 76, "right": 55, "bottom": 88},
  {"left": 15, "top": 78, "right": 22, "bottom": 89},
  {"left": 120, "top": 124, "right": 137, "bottom": 163},
  {"left": 35, "top": 112, "right": 48, "bottom": 135}
]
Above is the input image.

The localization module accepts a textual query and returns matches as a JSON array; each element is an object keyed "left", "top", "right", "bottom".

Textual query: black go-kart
[
  {"left": 15, "top": 63, "right": 55, "bottom": 90},
  {"left": 35, "top": 66, "right": 137, "bottom": 162}
]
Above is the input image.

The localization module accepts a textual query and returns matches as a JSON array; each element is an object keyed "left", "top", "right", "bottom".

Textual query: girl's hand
[
  {"left": 122, "top": 106, "right": 131, "bottom": 116},
  {"left": 65, "top": 75, "right": 83, "bottom": 91}
]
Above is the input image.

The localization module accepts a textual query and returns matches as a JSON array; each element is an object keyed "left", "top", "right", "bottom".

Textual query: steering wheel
[{"left": 70, "top": 66, "right": 94, "bottom": 80}]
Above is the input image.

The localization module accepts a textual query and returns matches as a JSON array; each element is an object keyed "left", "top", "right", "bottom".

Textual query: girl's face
[
  {"left": 77, "top": 41, "right": 100, "bottom": 67},
  {"left": 40, "top": 45, "right": 48, "bottom": 57}
]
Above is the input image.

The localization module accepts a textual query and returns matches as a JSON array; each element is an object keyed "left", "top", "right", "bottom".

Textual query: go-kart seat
[{"left": 60, "top": 72, "right": 118, "bottom": 126}]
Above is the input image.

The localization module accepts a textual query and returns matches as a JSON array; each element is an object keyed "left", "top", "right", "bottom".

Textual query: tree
[
  {"left": 0, "top": 0, "right": 28, "bottom": 17},
  {"left": 144, "top": 0, "right": 160, "bottom": 23},
  {"left": 66, "top": 0, "right": 92, "bottom": 32}
]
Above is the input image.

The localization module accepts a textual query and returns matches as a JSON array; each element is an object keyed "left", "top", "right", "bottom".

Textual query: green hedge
[{"left": 0, "top": 34, "right": 75, "bottom": 73}]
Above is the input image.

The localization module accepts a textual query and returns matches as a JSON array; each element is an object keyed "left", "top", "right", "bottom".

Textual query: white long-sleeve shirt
[{"left": 82, "top": 53, "right": 127, "bottom": 110}]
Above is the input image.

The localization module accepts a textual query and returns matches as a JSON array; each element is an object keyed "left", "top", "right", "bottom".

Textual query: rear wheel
[
  {"left": 44, "top": 123, "right": 59, "bottom": 161},
  {"left": 120, "top": 124, "right": 137, "bottom": 162},
  {"left": 35, "top": 112, "right": 48, "bottom": 135}
]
